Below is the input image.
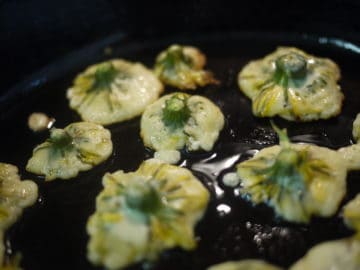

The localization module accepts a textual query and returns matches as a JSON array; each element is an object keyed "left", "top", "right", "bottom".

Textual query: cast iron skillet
[{"left": 1, "top": 32, "right": 360, "bottom": 270}]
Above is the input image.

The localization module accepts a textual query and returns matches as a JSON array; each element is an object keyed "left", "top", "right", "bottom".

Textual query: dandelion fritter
[
  {"left": 67, "top": 59, "right": 163, "bottom": 125},
  {"left": 154, "top": 45, "right": 218, "bottom": 90},
  {"left": 208, "top": 259, "right": 282, "bottom": 270},
  {"left": 0, "top": 163, "right": 38, "bottom": 265},
  {"left": 141, "top": 92, "right": 224, "bottom": 154},
  {"left": 352, "top": 113, "right": 360, "bottom": 143},
  {"left": 26, "top": 122, "right": 112, "bottom": 180},
  {"left": 288, "top": 189, "right": 360, "bottom": 269},
  {"left": 238, "top": 47, "right": 343, "bottom": 121},
  {"left": 289, "top": 237, "right": 360, "bottom": 270},
  {"left": 236, "top": 124, "right": 349, "bottom": 223},
  {"left": 343, "top": 193, "right": 360, "bottom": 232},
  {"left": 86, "top": 159, "right": 209, "bottom": 269},
  {"left": 338, "top": 114, "right": 360, "bottom": 170}
]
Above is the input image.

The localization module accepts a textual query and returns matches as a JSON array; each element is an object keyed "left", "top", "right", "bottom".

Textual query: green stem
[{"left": 270, "top": 120, "right": 290, "bottom": 147}]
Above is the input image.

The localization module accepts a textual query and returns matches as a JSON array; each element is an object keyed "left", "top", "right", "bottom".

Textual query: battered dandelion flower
[
  {"left": 67, "top": 60, "right": 163, "bottom": 125},
  {"left": 26, "top": 122, "right": 112, "bottom": 180},
  {"left": 141, "top": 92, "right": 224, "bottom": 152},
  {"left": 0, "top": 163, "right": 37, "bottom": 265},
  {"left": 290, "top": 237, "right": 360, "bottom": 270},
  {"left": 87, "top": 159, "right": 209, "bottom": 269},
  {"left": 236, "top": 123, "right": 347, "bottom": 223},
  {"left": 208, "top": 259, "right": 282, "bottom": 270},
  {"left": 352, "top": 113, "right": 360, "bottom": 143},
  {"left": 343, "top": 194, "right": 360, "bottom": 233},
  {"left": 238, "top": 47, "right": 343, "bottom": 121},
  {"left": 154, "top": 45, "right": 218, "bottom": 90}
]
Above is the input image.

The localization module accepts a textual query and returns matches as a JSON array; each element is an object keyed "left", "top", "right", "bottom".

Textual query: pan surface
[{"left": 1, "top": 32, "right": 360, "bottom": 270}]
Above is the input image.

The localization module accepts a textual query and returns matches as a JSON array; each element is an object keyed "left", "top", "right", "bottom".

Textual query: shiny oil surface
[{"left": 1, "top": 33, "right": 360, "bottom": 270}]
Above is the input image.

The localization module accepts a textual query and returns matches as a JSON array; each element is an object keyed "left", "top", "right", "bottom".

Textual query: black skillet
[{"left": 1, "top": 32, "right": 360, "bottom": 270}]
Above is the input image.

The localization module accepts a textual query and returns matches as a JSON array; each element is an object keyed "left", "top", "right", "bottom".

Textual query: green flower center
[
  {"left": 90, "top": 63, "right": 119, "bottom": 92},
  {"left": 267, "top": 148, "right": 305, "bottom": 192},
  {"left": 157, "top": 45, "right": 193, "bottom": 71},
  {"left": 274, "top": 52, "right": 307, "bottom": 87},
  {"left": 48, "top": 129, "right": 73, "bottom": 149},
  {"left": 125, "top": 181, "right": 163, "bottom": 214},
  {"left": 162, "top": 94, "right": 191, "bottom": 130},
  {"left": 260, "top": 122, "right": 306, "bottom": 192}
]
